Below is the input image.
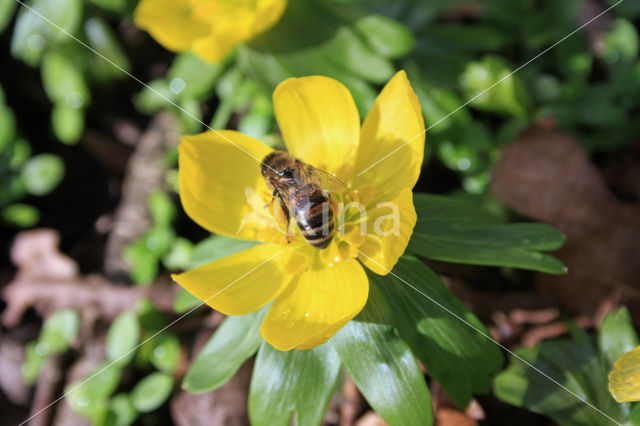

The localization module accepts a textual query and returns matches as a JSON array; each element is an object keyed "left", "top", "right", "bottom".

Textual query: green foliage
[
  {"left": 249, "top": 342, "right": 341, "bottom": 426},
  {"left": 64, "top": 302, "right": 180, "bottom": 423},
  {"left": 20, "top": 153, "right": 65, "bottom": 196},
  {"left": 332, "top": 285, "right": 433, "bottom": 426},
  {"left": 183, "top": 307, "right": 268, "bottom": 394},
  {"left": 373, "top": 256, "right": 504, "bottom": 408},
  {"left": 0, "top": 85, "right": 64, "bottom": 227},
  {"left": 106, "top": 312, "right": 140, "bottom": 367},
  {"left": 409, "top": 193, "right": 567, "bottom": 274},
  {"left": 494, "top": 308, "right": 639, "bottom": 425},
  {"left": 124, "top": 191, "right": 178, "bottom": 286},
  {"left": 131, "top": 372, "right": 174, "bottom": 413},
  {"left": 22, "top": 309, "right": 80, "bottom": 384}
]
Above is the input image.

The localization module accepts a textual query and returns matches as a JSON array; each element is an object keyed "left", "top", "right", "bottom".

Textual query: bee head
[{"left": 278, "top": 167, "right": 294, "bottom": 179}]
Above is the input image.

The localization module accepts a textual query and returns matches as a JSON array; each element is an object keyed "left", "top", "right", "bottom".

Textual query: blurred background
[{"left": 1, "top": 0, "right": 639, "bottom": 425}]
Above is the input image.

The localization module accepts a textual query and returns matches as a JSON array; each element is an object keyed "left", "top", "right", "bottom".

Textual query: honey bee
[{"left": 261, "top": 151, "right": 344, "bottom": 249}]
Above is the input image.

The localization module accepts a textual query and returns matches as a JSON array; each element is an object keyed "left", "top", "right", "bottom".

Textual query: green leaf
[
  {"left": 148, "top": 191, "right": 176, "bottom": 226},
  {"left": 494, "top": 333, "right": 628, "bottom": 425},
  {"left": 0, "top": 103, "right": 17, "bottom": 150},
  {"left": 162, "top": 237, "right": 194, "bottom": 271},
  {"left": 599, "top": 307, "right": 639, "bottom": 370},
  {"left": 354, "top": 14, "right": 414, "bottom": 58},
  {"left": 173, "top": 289, "right": 201, "bottom": 314},
  {"left": 602, "top": 19, "right": 638, "bottom": 64},
  {"left": 11, "top": 0, "right": 83, "bottom": 65},
  {"left": 249, "top": 342, "right": 341, "bottom": 426},
  {"left": 51, "top": 103, "right": 84, "bottom": 144},
  {"left": 106, "top": 311, "right": 140, "bottom": 367},
  {"left": 459, "top": 55, "right": 531, "bottom": 117},
  {"left": 332, "top": 284, "right": 433, "bottom": 426},
  {"left": 84, "top": 17, "right": 131, "bottom": 80},
  {"left": 39, "top": 308, "right": 79, "bottom": 354},
  {"left": 0, "top": 0, "right": 17, "bottom": 33},
  {"left": 149, "top": 332, "right": 180, "bottom": 374},
  {"left": 372, "top": 256, "right": 503, "bottom": 408},
  {"left": 167, "top": 52, "right": 225, "bottom": 101},
  {"left": 134, "top": 79, "right": 176, "bottom": 114},
  {"left": 21, "top": 153, "right": 65, "bottom": 196},
  {"left": 183, "top": 306, "right": 268, "bottom": 393},
  {"left": 131, "top": 372, "right": 174, "bottom": 413},
  {"left": 21, "top": 341, "right": 47, "bottom": 384},
  {"left": 66, "top": 361, "right": 122, "bottom": 420},
  {"left": 409, "top": 193, "right": 567, "bottom": 274},
  {"left": 2, "top": 203, "right": 40, "bottom": 227},
  {"left": 108, "top": 394, "right": 138, "bottom": 426},
  {"left": 41, "top": 50, "right": 90, "bottom": 106}
]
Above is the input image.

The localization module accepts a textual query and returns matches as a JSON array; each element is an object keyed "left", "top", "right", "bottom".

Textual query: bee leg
[
  {"left": 277, "top": 195, "right": 294, "bottom": 243},
  {"left": 264, "top": 189, "right": 278, "bottom": 209}
]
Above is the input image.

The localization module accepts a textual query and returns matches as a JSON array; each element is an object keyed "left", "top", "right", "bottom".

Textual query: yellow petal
[
  {"left": 179, "top": 130, "right": 279, "bottom": 241},
  {"left": 273, "top": 76, "right": 360, "bottom": 180},
  {"left": 609, "top": 345, "right": 640, "bottom": 402},
  {"left": 261, "top": 259, "right": 369, "bottom": 350},
  {"left": 172, "top": 243, "right": 290, "bottom": 316},
  {"left": 357, "top": 188, "right": 416, "bottom": 275},
  {"left": 134, "top": 0, "right": 210, "bottom": 53},
  {"left": 191, "top": 0, "right": 287, "bottom": 62},
  {"left": 353, "top": 70, "right": 425, "bottom": 205}
]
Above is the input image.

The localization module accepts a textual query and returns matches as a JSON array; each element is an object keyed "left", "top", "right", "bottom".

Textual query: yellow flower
[
  {"left": 173, "top": 71, "right": 425, "bottom": 350},
  {"left": 609, "top": 345, "right": 640, "bottom": 402},
  {"left": 134, "top": 0, "right": 287, "bottom": 62}
]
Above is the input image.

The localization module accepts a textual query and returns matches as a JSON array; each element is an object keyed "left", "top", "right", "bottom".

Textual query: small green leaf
[
  {"left": 167, "top": 52, "right": 225, "bottom": 100},
  {"left": 149, "top": 332, "right": 180, "bottom": 374},
  {"left": 162, "top": 237, "right": 194, "bottom": 271},
  {"left": 148, "top": 191, "right": 175, "bottom": 226},
  {"left": 66, "top": 362, "right": 122, "bottom": 420},
  {"left": 51, "top": 103, "right": 84, "bottom": 144},
  {"left": 460, "top": 55, "right": 531, "bottom": 117},
  {"left": 131, "top": 372, "right": 174, "bottom": 413},
  {"left": 2, "top": 203, "right": 40, "bottom": 227},
  {"left": 495, "top": 334, "right": 627, "bottom": 425},
  {"left": 599, "top": 307, "right": 639, "bottom": 370},
  {"left": 0, "top": 0, "right": 17, "bottom": 33},
  {"left": 373, "top": 256, "right": 503, "bottom": 408},
  {"left": 134, "top": 79, "right": 176, "bottom": 114},
  {"left": 354, "top": 14, "right": 415, "bottom": 59},
  {"left": 409, "top": 193, "right": 566, "bottom": 274},
  {"left": 109, "top": 394, "right": 138, "bottom": 426},
  {"left": 173, "top": 289, "right": 201, "bottom": 314},
  {"left": 21, "top": 341, "right": 47, "bottom": 384},
  {"left": 87, "top": 0, "right": 127, "bottom": 13},
  {"left": 41, "top": 50, "right": 90, "bottom": 106},
  {"left": 249, "top": 342, "right": 340, "bottom": 426},
  {"left": 332, "top": 285, "right": 433, "bottom": 426},
  {"left": 84, "top": 17, "right": 131, "bottom": 80},
  {"left": 21, "top": 153, "right": 65, "bottom": 196},
  {"left": 0, "top": 103, "right": 16, "bottom": 150},
  {"left": 11, "top": 0, "right": 83, "bottom": 65},
  {"left": 106, "top": 311, "right": 140, "bottom": 367},
  {"left": 602, "top": 19, "right": 639, "bottom": 64},
  {"left": 39, "top": 308, "right": 79, "bottom": 354},
  {"left": 183, "top": 306, "right": 267, "bottom": 393}
]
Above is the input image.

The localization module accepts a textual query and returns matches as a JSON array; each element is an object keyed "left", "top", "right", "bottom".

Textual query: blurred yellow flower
[
  {"left": 134, "top": 0, "right": 287, "bottom": 62},
  {"left": 609, "top": 345, "right": 640, "bottom": 402},
  {"left": 173, "top": 71, "right": 425, "bottom": 350}
]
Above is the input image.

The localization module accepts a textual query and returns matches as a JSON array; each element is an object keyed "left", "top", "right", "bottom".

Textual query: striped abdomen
[{"left": 291, "top": 186, "right": 334, "bottom": 249}]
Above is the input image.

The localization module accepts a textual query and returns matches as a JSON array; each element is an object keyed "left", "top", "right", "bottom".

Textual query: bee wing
[{"left": 309, "top": 167, "right": 345, "bottom": 193}]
